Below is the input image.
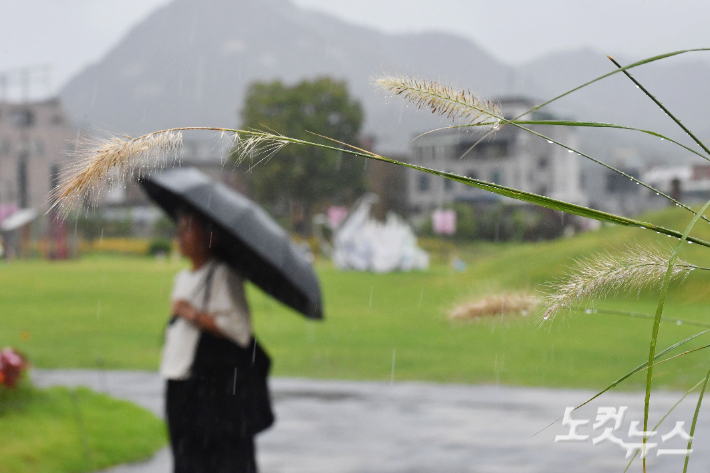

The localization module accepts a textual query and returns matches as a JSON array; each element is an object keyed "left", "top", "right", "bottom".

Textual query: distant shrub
[
  {"left": 79, "top": 238, "right": 151, "bottom": 255},
  {"left": 148, "top": 238, "right": 173, "bottom": 256},
  {"left": 76, "top": 213, "right": 132, "bottom": 242},
  {"left": 453, "top": 203, "right": 477, "bottom": 240},
  {"left": 417, "top": 237, "right": 457, "bottom": 263},
  {"left": 153, "top": 215, "right": 177, "bottom": 238}
]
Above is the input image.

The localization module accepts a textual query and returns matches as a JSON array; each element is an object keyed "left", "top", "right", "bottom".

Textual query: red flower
[{"left": 0, "top": 348, "right": 27, "bottom": 388}]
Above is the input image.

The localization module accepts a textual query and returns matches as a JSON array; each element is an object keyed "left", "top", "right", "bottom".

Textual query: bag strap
[{"left": 201, "top": 263, "right": 217, "bottom": 311}]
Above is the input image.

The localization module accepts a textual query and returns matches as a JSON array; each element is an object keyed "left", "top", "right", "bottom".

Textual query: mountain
[
  {"left": 60, "top": 0, "right": 511, "bottom": 153},
  {"left": 60, "top": 0, "right": 710, "bottom": 161}
]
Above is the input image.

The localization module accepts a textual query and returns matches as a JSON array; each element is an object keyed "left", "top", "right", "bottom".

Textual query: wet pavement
[{"left": 32, "top": 369, "right": 710, "bottom": 472}]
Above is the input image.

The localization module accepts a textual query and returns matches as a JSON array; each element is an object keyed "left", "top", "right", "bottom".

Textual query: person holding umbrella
[
  {"left": 145, "top": 167, "right": 323, "bottom": 473},
  {"left": 161, "top": 208, "right": 268, "bottom": 472}
]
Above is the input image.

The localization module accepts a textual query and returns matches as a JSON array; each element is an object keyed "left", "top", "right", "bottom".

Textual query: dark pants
[{"left": 166, "top": 379, "right": 257, "bottom": 473}]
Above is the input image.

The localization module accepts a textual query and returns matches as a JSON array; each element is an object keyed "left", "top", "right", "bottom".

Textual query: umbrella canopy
[{"left": 141, "top": 167, "right": 322, "bottom": 319}]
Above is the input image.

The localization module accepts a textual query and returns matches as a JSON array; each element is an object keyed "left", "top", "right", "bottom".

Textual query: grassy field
[
  {"left": 0, "top": 382, "right": 165, "bottom": 473},
  {"left": 3, "top": 206, "right": 710, "bottom": 392}
]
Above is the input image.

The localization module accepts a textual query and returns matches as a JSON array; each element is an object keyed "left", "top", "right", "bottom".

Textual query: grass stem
[
  {"left": 642, "top": 197, "right": 710, "bottom": 472},
  {"left": 608, "top": 56, "right": 710, "bottom": 158},
  {"left": 683, "top": 366, "right": 710, "bottom": 473}
]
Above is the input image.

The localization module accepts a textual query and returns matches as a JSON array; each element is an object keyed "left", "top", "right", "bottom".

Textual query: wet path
[{"left": 32, "top": 370, "right": 710, "bottom": 472}]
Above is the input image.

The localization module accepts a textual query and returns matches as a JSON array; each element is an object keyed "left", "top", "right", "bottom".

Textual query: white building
[
  {"left": 642, "top": 163, "right": 710, "bottom": 205},
  {"left": 0, "top": 98, "right": 76, "bottom": 257},
  {"left": 405, "top": 97, "right": 587, "bottom": 216},
  {"left": 0, "top": 98, "right": 75, "bottom": 212},
  {"left": 581, "top": 148, "right": 646, "bottom": 217}
]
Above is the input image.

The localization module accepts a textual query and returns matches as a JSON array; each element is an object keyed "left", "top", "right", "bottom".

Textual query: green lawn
[
  {"left": 3, "top": 206, "right": 710, "bottom": 391},
  {"left": 0, "top": 383, "right": 165, "bottom": 473}
]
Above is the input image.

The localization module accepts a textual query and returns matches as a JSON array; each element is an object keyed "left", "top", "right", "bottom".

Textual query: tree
[{"left": 236, "top": 77, "right": 365, "bottom": 233}]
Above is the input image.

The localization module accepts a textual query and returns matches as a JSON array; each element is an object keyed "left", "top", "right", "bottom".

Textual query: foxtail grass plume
[
  {"left": 376, "top": 75, "right": 502, "bottom": 126},
  {"left": 51, "top": 130, "right": 183, "bottom": 218},
  {"left": 450, "top": 293, "right": 540, "bottom": 320},
  {"left": 232, "top": 132, "right": 290, "bottom": 170},
  {"left": 541, "top": 245, "right": 697, "bottom": 322},
  {"left": 50, "top": 127, "right": 292, "bottom": 219}
]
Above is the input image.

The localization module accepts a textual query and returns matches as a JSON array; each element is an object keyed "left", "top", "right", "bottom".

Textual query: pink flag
[
  {"left": 432, "top": 209, "right": 456, "bottom": 235},
  {"left": 327, "top": 206, "right": 348, "bottom": 229}
]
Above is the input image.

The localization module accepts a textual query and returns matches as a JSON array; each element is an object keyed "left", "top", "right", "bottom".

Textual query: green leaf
[
  {"left": 451, "top": 119, "right": 706, "bottom": 226},
  {"left": 642, "top": 197, "right": 710, "bottom": 470},
  {"left": 360, "top": 152, "right": 710, "bottom": 248},
  {"left": 261, "top": 132, "right": 710, "bottom": 247},
  {"left": 624, "top": 377, "right": 706, "bottom": 472},
  {"left": 608, "top": 55, "right": 710, "bottom": 160},
  {"left": 684, "top": 366, "right": 710, "bottom": 472},
  {"left": 466, "top": 120, "right": 710, "bottom": 162},
  {"left": 530, "top": 49, "right": 710, "bottom": 115},
  {"left": 533, "top": 329, "right": 710, "bottom": 438},
  {"left": 590, "top": 308, "right": 710, "bottom": 330}
]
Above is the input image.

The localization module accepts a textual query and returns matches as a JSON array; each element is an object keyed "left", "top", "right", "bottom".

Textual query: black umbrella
[{"left": 141, "top": 167, "right": 323, "bottom": 319}]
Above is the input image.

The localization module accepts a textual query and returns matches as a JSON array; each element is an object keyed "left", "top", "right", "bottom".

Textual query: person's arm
[{"left": 172, "top": 299, "right": 226, "bottom": 337}]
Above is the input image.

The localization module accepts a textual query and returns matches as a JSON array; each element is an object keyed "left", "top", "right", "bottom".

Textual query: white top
[{"left": 160, "top": 259, "right": 252, "bottom": 380}]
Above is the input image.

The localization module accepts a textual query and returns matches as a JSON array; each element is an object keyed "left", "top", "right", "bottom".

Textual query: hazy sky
[{"left": 2, "top": 0, "right": 708, "bottom": 99}]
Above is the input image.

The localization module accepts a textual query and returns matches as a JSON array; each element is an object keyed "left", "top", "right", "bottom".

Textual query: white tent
[{"left": 333, "top": 195, "right": 428, "bottom": 273}]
